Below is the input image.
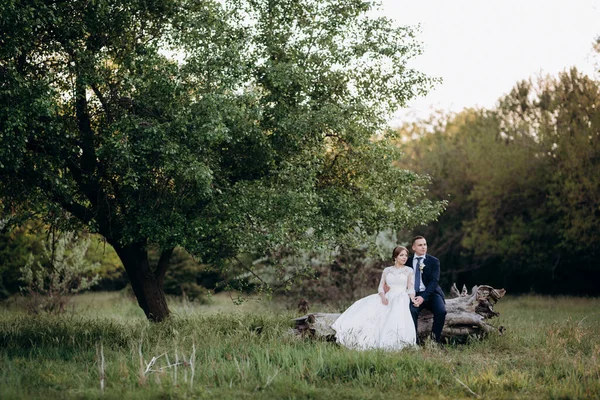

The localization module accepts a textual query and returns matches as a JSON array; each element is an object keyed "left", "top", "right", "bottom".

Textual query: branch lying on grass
[
  {"left": 144, "top": 353, "right": 167, "bottom": 375},
  {"left": 140, "top": 348, "right": 196, "bottom": 378},
  {"left": 255, "top": 369, "right": 280, "bottom": 391},
  {"left": 455, "top": 376, "right": 480, "bottom": 398}
]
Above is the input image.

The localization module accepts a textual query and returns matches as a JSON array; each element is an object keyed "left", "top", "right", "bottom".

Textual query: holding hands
[{"left": 412, "top": 295, "right": 424, "bottom": 307}]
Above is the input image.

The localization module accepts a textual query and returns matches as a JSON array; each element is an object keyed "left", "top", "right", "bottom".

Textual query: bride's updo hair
[{"left": 392, "top": 246, "right": 408, "bottom": 261}]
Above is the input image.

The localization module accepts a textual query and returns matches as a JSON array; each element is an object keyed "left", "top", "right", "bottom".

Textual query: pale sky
[{"left": 378, "top": 0, "right": 600, "bottom": 124}]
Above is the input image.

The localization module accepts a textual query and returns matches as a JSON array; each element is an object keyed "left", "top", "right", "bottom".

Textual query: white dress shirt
[{"left": 413, "top": 255, "right": 426, "bottom": 292}]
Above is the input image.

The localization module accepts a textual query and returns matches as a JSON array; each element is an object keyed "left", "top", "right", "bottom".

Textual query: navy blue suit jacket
[{"left": 408, "top": 254, "right": 445, "bottom": 303}]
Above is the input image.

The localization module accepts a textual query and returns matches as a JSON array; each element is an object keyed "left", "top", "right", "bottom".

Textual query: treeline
[
  {"left": 399, "top": 67, "right": 600, "bottom": 295},
  {"left": 2, "top": 68, "right": 599, "bottom": 300},
  {"left": 0, "top": 224, "right": 229, "bottom": 300}
]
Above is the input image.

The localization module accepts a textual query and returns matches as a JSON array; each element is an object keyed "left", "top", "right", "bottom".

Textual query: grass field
[{"left": 1, "top": 292, "right": 599, "bottom": 399}]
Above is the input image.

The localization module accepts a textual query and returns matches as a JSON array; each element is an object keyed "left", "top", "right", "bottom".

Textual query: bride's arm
[
  {"left": 407, "top": 270, "right": 416, "bottom": 301},
  {"left": 378, "top": 268, "right": 389, "bottom": 305}
]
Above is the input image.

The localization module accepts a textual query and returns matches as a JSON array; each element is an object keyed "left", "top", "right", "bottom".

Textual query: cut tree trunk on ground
[{"left": 293, "top": 284, "right": 506, "bottom": 343}]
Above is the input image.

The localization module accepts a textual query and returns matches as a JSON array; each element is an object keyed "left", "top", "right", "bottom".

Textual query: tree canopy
[
  {"left": 398, "top": 67, "right": 600, "bottom": 295},
  {"left": 0, "top": 0, "right": 444, "bottom": 320}
]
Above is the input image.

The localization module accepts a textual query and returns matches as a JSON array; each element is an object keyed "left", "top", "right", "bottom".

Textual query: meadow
[{"left": 1, "top": 292, "right": 599, "bottom": 399}]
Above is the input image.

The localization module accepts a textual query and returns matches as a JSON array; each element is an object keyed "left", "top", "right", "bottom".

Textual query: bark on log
[{"left": 293, "top": 284, "right": 506, "bottom": 343}]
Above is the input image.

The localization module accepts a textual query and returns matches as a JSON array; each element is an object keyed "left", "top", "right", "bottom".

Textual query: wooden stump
[{"left": 293, "top": 284, "right": 506, "bottom": 343}]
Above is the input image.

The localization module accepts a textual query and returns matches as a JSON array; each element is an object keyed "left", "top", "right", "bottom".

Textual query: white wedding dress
[{"left": 331, "top": 266, "right": 417, "bottom": 350}]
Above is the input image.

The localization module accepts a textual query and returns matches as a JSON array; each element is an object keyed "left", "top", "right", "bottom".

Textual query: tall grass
[{"left": 1, "top": 293, "right": 599, "bottom": 399}]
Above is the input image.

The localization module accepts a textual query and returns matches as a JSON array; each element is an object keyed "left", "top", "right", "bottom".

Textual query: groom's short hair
[{"left": 411, "top": 235, "right": 425, "bottom": 245}]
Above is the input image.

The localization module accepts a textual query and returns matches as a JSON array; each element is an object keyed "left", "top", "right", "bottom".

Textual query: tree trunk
[
  {"left": 292, "top": 284, "right": 506, "bottom": 343},
  {"left": 112, "top": 242, "right": 171, "bottom": 322}
]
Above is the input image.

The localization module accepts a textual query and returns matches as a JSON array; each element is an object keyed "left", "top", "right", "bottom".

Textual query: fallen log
[{"left": 293, "top": 284, "right": 506, "bottom": 343}]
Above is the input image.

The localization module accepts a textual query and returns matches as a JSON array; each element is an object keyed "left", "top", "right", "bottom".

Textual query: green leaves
[
  {"left": 1, "top": 0, "right": 442, "bottom": 277},
  {"left": 399, "top": 67, "right": 600, "bottom": 295}
]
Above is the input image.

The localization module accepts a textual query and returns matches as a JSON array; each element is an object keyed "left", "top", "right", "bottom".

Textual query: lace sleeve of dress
[
  {"left": 377, "top": 268, "right": 388, "bottom": 294},
  {"left": 407, "top": 269, "right": 415, "bottom": 295}
]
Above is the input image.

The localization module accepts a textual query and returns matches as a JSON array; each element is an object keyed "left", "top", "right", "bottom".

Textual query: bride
[{"left": 331, "top": 246, "right": 417, "bottom": 350}]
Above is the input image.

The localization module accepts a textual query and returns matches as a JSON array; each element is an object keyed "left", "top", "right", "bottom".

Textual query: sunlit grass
[
  {"left": 1, "top": 291, "right": 290, "bottom": 320},
  {"left": 1, "top": 293, "right": 599, "bottom": 399}
]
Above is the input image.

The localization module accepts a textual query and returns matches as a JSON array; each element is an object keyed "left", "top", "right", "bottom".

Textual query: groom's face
[{"left": 412, "top": 238, "right": 427, "bottom": 256}]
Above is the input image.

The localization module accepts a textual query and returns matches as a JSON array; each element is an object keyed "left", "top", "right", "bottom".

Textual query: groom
[{"left": 408, "top": 235, "right": 446, "bottom": 343}]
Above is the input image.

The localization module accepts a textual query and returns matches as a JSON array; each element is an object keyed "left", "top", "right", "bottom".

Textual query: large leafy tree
[{"left": 0, "top": 0, "right": 444, "bottom": 320}]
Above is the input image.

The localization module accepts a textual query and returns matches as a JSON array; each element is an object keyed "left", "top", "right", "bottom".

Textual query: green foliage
[
  {"left": 1, "top": 219, "right": 125, "bottom": 296},
  {"left": 152, "top": 246, "right": 224, "bottom": 302},
  {"left": 0, "top": 220, "right": 46, "bottom": 298},
  {"left": 83, "top": 236, "right": 127, "bottom": 290},
  {"left": 398, "top": 68, "right": 600, "bottom": 295},
  {"left": 0, "top": 293, "right": 599, "bottom": 398},
  {"left": 0, "top": 0, "right": 444, "bottom": 317},
  {"left": 19, "top": 231, "right": 100, "bottom": 314},
  {"left": 281, "top": 247, "right": 386, "bottom": 310}
]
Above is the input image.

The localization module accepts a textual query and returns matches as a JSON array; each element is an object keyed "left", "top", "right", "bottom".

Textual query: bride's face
[{"left": 396, "top": 250, "right": 408, "bottom": 265}]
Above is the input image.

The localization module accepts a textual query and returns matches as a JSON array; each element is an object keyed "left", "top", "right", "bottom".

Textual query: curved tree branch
[{"left": 156, "top": 247, "right": 175, "bottom": 285}]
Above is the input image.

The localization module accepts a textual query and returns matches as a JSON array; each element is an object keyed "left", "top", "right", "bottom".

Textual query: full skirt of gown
[{"left": 331, "top": 279, "right": 416, "bottom": 351}]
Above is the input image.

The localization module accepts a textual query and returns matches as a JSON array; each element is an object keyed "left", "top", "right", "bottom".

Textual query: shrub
[{"left": 19, "top": 231, "right": 100, "bottom": 314}]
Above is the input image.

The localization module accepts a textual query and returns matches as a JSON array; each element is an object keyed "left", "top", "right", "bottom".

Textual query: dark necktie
[{"left": 414, "top": 257, "right": 423, "bottom": 293}]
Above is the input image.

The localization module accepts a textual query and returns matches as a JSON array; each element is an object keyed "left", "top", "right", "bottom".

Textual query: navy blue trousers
[{"left": 410, "top": 292, "right": 446, "bottom": 343}]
